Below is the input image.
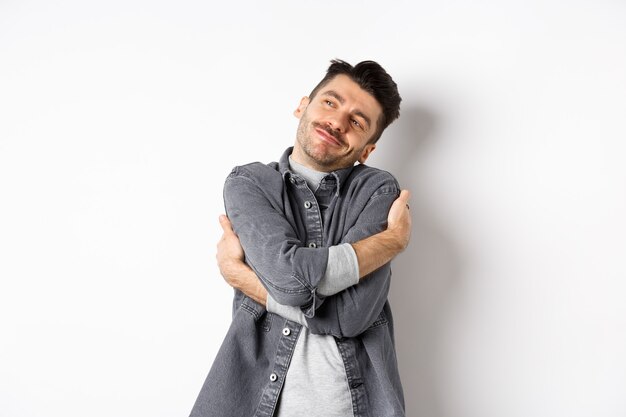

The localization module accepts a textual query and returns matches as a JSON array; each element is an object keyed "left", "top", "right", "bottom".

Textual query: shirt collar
[{"left": 278, "top": 146, "right": 355, "bottom": 196}]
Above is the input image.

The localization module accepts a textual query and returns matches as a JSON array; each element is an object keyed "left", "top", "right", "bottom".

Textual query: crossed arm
[
  {"left": 217, "top": 173, "right": 411, "bottom": 337},
  {"left": 218, "top": 190, "right": 411, "bottom": 306}
]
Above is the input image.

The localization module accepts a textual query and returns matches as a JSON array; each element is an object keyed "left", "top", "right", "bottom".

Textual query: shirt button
[
  {"left": 304, "top": 201, "right": 312, "bottom": 209},
  {"left": 282, "top": 328, "right": 291, "bottom": 336},
  {"left": 308, "top": 242, "right": 317, "bottom": 248},
  {"left": 270, "top": 373, "right": 278, "bottom": 382}
]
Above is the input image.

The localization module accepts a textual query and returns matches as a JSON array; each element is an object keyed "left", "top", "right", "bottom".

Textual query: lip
[{"left": 314, "top": 127, "right": 342, "bottom": 147}]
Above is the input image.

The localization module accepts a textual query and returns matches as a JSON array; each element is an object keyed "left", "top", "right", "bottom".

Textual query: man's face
[{"left": 292, "top": 74, "right": 383, "bottom": 172}]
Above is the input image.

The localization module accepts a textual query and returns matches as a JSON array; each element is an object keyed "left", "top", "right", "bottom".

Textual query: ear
[
  {"left": 293, "top": 96, "right": 310, "bottom": 119},
  {"left": 358, "top": 143, "right": 376, "bottom": 164}
]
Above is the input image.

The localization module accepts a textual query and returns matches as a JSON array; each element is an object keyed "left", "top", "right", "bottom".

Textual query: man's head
[
  {"left": 292, "top": 59, "right": 401, "bottom": 172},
  {"left": 308, "top": 60, "right": 401, "bottom": 144}
]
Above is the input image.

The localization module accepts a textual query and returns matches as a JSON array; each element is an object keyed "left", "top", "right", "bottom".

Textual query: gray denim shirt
[{"left": 190, "top": 147, "right": 406, "bottom": 417}]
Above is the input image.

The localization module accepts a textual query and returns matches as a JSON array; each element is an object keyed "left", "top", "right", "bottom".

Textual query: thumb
[
  {"left": 219, "top": 214, "right": 234, "bottom": 234},
  {"left": 397, "top": 189, "right": 411, "bottom": 206}
]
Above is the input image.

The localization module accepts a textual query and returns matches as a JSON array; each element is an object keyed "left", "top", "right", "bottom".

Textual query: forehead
[{"left": 318, "top": 74, "right": 383, "bottom": 121}]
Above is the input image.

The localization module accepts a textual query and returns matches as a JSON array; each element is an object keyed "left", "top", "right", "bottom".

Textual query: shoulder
[
  {"left": 346, "top": 164, "right": 400, "bottom": 199},
  {"left": 224, "top": 161, "right": 284, "bottom": 195},
  {"left": 226, "top": 161, "right": 281, "bottom": 184}
]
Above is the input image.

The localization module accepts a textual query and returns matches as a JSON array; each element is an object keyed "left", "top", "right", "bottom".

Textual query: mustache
[{"left": 312, "top": 122, "right": 345, "bottom": 145}]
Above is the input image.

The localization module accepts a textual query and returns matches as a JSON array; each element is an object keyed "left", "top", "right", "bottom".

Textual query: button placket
[{"left": 298, "top": 182, "right": 323, "bottom": 260}]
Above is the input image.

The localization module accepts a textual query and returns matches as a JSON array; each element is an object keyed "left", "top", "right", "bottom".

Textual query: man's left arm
[{"left": 302, "top": 186, "right": 410, "bottom": 337}]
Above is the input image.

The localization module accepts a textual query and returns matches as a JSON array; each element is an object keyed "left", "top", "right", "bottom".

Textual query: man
[{"left": 190, "top": 59, "right": 411, "bottom": 417}]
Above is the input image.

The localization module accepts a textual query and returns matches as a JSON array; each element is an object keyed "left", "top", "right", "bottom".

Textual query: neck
[{"left": 290, "top": 146, "right": 326, "bottom": 172}]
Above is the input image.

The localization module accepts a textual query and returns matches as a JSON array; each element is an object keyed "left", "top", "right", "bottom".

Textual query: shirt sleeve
[
  {"left": 224, "top": 167, "right": 329, "bottom": 315},
  {"left": 266, "top": 242, "right": 359, "bottom": 326}
]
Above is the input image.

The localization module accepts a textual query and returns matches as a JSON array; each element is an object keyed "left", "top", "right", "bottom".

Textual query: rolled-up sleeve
[
  {"left": 267, "top": 242, "right": 360, "bottom": 326},
  {"left": 224, "top": 167, "right": 329, "bottom": 310}
]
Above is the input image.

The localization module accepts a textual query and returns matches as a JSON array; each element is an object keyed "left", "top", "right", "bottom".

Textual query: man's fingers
[
  {"left": 389, "top": 189, "right": 412, "bottom": 215},
  {"left": 219, "top": 214, "right": 234, "bottom": 234},
  {"left": 397, "top": 189, "right": 411, "bottom": 208},
  {"left": 388, "top": 189, "right": 412, "bottom": 225}
]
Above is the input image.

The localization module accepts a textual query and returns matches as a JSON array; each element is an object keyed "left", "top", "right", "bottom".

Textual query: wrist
[
  {"left": 382, "top": 228, "right": 406, "bottom": 254},
  {"left": 219, "top": 259, "right": 248, "bottom": 290}
]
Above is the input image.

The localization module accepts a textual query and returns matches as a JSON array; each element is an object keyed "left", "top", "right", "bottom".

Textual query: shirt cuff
[
  {"left": 266, "top": 294, "right": 308, "bottom": 326},
  {"left": 316, "top": 243, "right": 359, "bottom": 296}
]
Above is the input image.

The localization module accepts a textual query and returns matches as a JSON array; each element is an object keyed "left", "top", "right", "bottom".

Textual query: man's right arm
[{"left": 223, "top": 167, "right": 331, "bottom": 313}]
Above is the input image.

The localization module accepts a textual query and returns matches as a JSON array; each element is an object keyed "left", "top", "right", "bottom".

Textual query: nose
[{"left": 326, "top": 111, "right": 349, "bottom": 133}]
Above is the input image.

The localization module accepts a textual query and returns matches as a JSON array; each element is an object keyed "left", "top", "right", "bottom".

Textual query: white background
[{"left": 1, "top": 1, "right": 625, "bottom": 416}]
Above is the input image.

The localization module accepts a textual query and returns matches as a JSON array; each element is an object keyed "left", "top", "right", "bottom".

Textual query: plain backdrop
[{"left": 1, "top": 1, "right": 625, "bottom": 416}]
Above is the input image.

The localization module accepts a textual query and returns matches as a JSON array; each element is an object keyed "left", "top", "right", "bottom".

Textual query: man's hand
[
  {"left": 217, "top": 215, "right": 245, "bottom": 281},
  {"left": 386, "top": 189, "right": 412, "bottom": 251},
  {"left": 217, "top": 215, "right": 268, "bottom": 305}
]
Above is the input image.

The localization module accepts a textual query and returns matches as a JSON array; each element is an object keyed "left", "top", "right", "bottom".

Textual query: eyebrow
[{"left": 321, "top": 90, "right": 372, "bottom": 130}]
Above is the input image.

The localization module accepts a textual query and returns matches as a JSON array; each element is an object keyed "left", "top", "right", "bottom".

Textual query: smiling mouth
[{"left": 314, "top": 126, "right": 343, "bottom": 147}]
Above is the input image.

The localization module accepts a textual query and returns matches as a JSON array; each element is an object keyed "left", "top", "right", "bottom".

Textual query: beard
[{"left": 295, "top": 111, "right": 363, "bottom": 171}]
